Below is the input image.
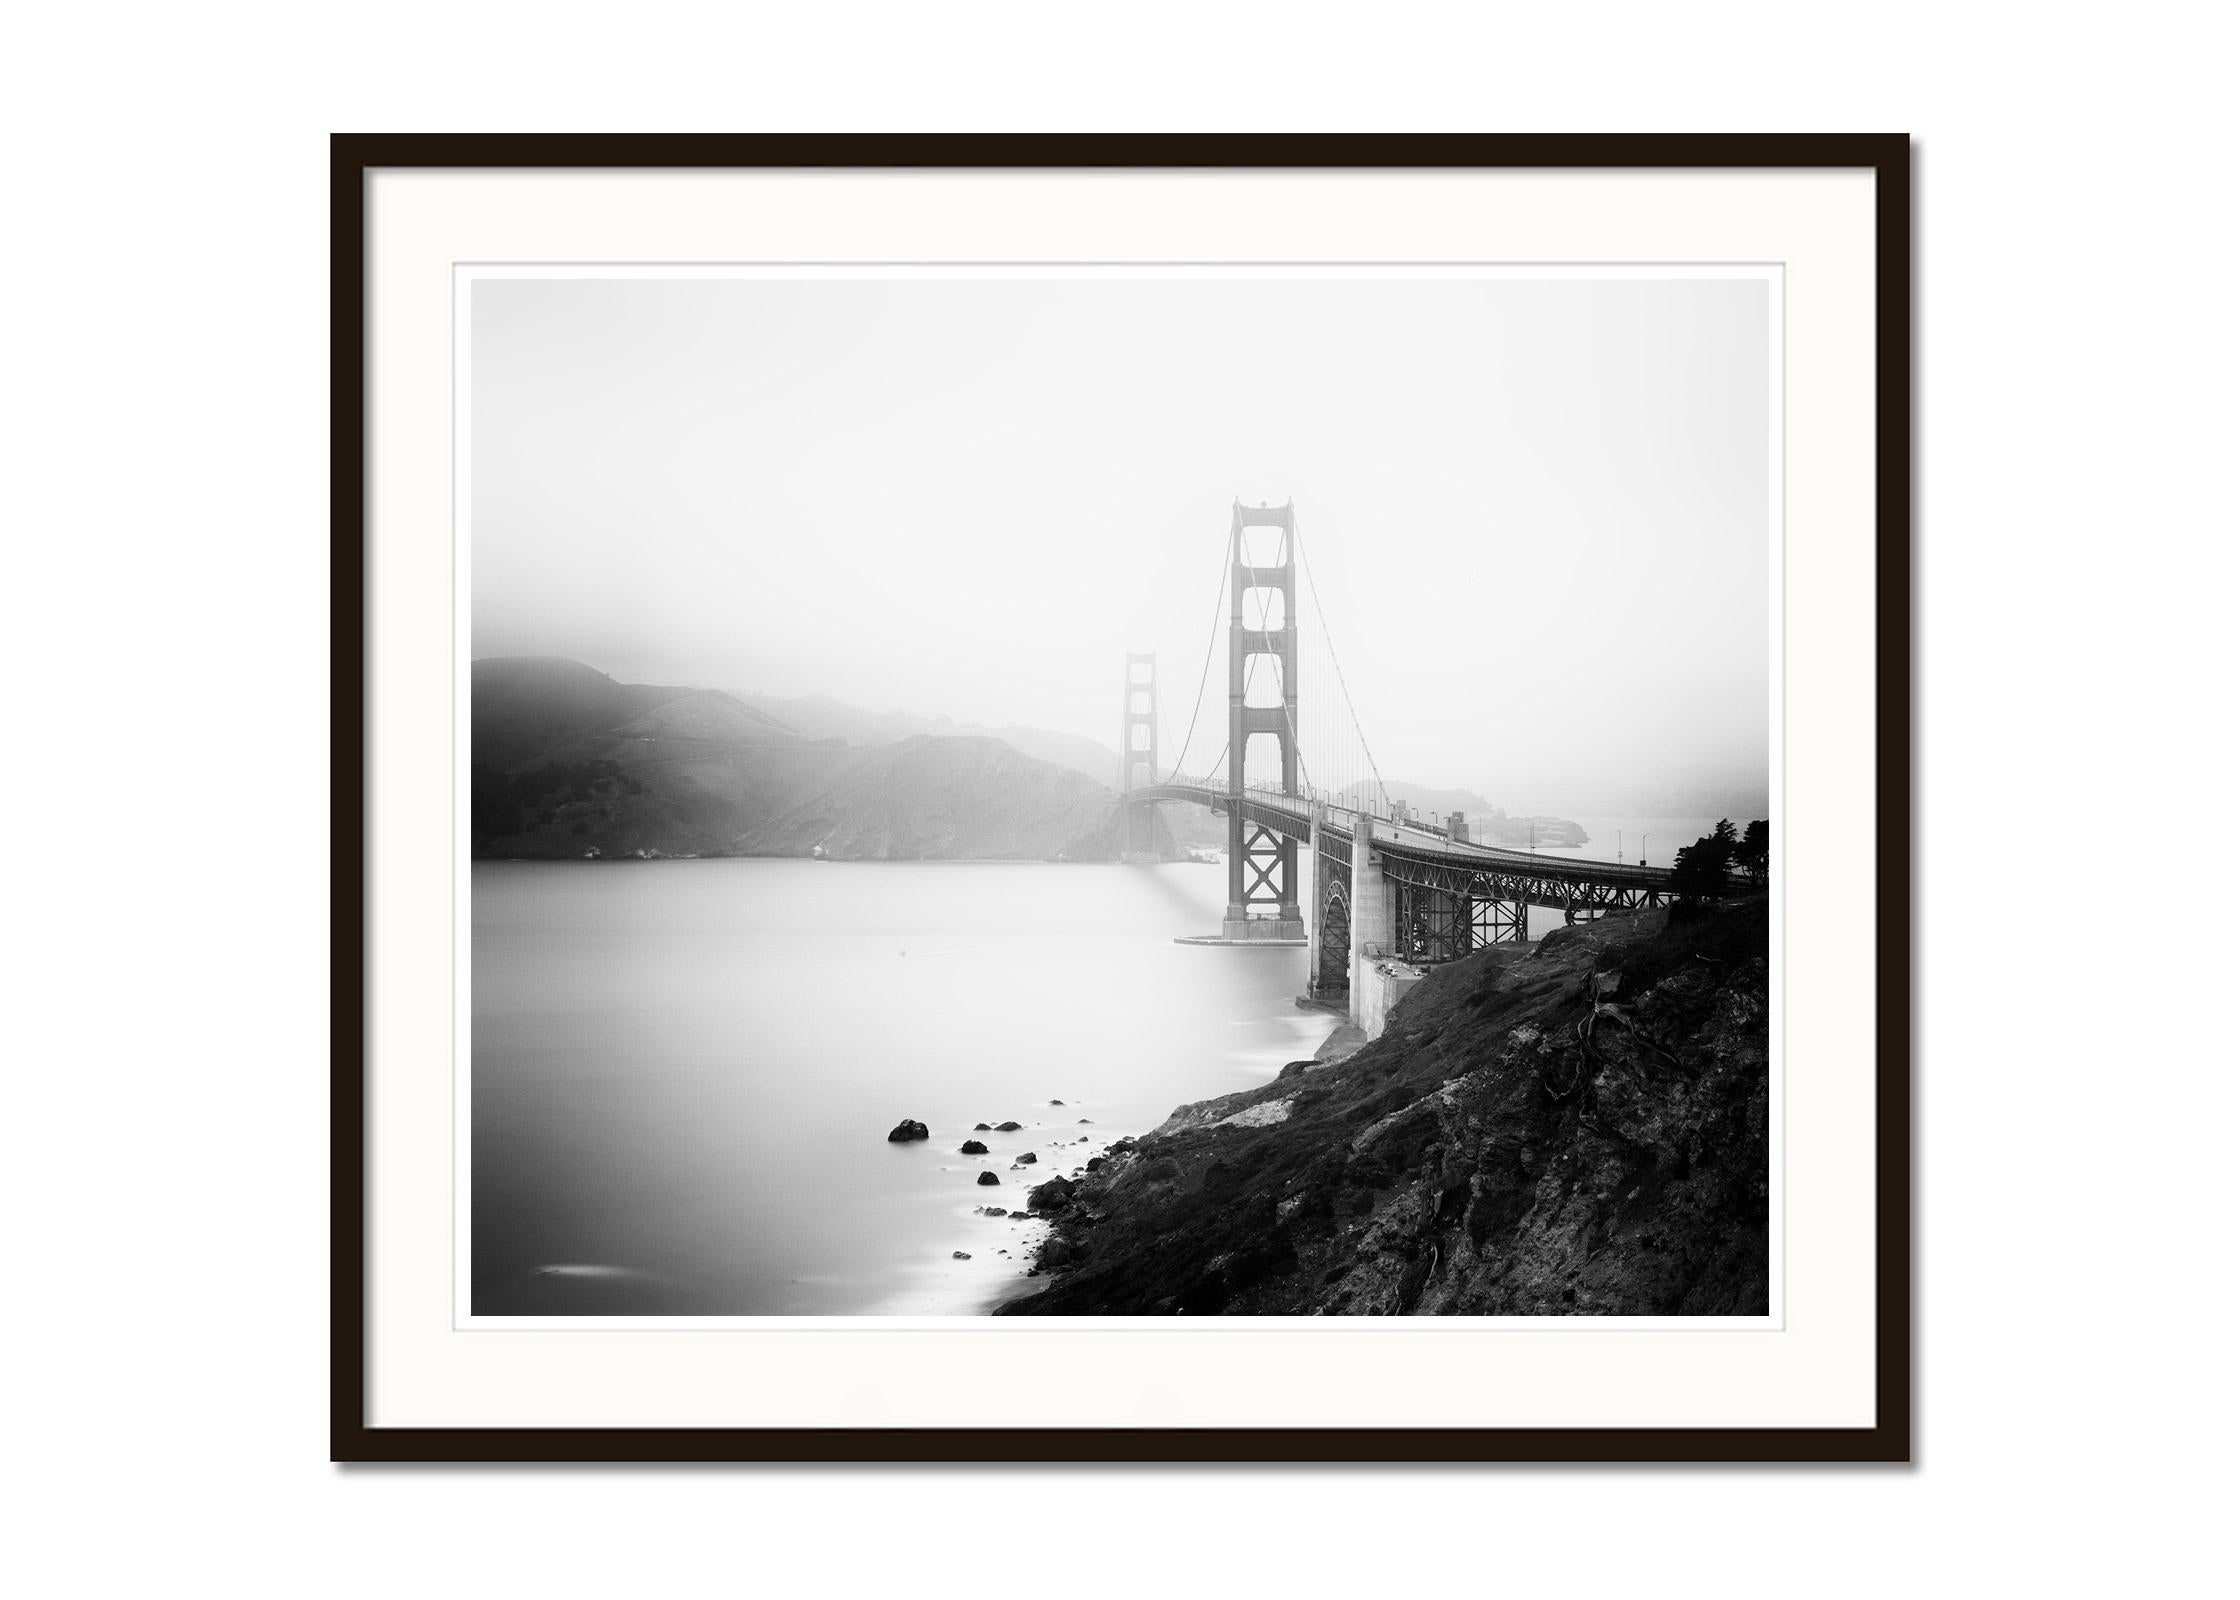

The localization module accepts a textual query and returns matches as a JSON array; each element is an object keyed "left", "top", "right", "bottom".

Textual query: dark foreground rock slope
[{"left": 1002, "top": 899, "right": 1769, "bottom": 1316}]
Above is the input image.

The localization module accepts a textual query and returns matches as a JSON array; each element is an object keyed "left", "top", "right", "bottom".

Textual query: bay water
[
  {"left": 471, "top": 858, "right": 1328, "bottom": 1316},
  {"left": 471, "top": 816, "right": 1738, "bottom": 1316}
]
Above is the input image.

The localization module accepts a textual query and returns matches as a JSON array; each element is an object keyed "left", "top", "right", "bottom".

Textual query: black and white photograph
[
  {"left": 465, "top": 266, "right": 1777, "bottom": 1320},
  {"left": 26, "top": 0, "right": 2240, "bottom": 1577}
]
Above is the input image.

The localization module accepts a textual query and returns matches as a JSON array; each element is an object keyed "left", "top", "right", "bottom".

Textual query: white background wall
[{"left": 4, "top": 3, "right": 2232, "bottom": 1594}]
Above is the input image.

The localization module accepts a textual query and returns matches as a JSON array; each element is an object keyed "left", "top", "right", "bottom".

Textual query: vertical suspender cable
[
  {"left": 1160, "top": 535, "right": 1232, "bottom": 788},
  {"left": 1296, "top": 516, "right": 1390, "bottom": 817}
]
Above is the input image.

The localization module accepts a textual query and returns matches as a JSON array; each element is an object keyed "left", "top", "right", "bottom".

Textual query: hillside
[
  {"left": 741, "top": 693, "right": 1125, "bottom": 790},
  {"left": 1334, "top": 778, "right": 1588, "bottom": 847},
  {"left": 1001, "top": 899, "right": 1770, "bottom": 1316},
  {"left": 472, "top": 656, "right": 799, "bottom": 771},
  {"left": 729, "top": 736, "right": 1129, "bottom": 860},
  {"left": 471, "top": 657, "right": 1200, "bottom": 862},
  {"left": 1336, "top": 779, "right": 1497, "bottom": 819}
]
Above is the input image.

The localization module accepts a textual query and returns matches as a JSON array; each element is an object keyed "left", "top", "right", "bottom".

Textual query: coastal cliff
[{"left": 1000, "top": 898, "right": 1769, "bottom": 1316}]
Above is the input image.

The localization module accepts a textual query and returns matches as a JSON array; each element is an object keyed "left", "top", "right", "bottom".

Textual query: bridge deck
[{"left": 1127, "top": 782, "right": 1702, "bottom": 896}]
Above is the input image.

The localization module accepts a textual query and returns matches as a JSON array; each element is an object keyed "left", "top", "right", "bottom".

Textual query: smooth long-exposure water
[{"left": 471, "top": 858, "right": 1328, "bottom": 1316}]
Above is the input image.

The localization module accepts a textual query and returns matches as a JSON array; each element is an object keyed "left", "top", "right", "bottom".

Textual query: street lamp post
[{"left": 1640, "top": 834, "right": 1653, "bottom": 868}]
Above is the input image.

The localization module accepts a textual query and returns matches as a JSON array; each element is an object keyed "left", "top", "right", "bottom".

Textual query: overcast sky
[{"left": 471, "top": 273, "right": 1769, "bottom": 812}]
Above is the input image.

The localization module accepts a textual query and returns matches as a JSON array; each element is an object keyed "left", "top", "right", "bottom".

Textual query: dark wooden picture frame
[{"left": 333, "top": 133, "right": 1911, "bottom": 1464}]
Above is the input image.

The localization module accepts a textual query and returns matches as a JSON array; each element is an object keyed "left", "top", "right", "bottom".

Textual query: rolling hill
[{"left": 470, "top": 657, "right": 1198, "bottom": 862}]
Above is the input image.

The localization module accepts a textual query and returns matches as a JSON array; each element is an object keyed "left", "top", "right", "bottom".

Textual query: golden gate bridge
[{"left": 1116, "top": 500, "right": 1744, "bottom": 1036}]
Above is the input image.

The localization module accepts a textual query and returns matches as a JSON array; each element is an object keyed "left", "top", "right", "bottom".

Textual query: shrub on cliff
[
  {"left": 1672, "top": 818, "right": 1770, "bottom": 912},
  {"left": 1671, "top": 819, "right": 1736, "bottom": 907},
  {"left": 1737, "top": 819, "right": 1770, "bottom": 886}
]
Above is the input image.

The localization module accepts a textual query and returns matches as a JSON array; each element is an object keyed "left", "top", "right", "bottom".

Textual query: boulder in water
[
  {"left": 886, "top": 1119, "right": 930, "bottom": 1143},
  {"left": 1016, "top": 1151, "right": 1038, "bottom": 1164},
  {"left": 960, "top": 1139, "right": 988, "bottom": 1155},
  {"left": 976, "top": 1171, "right": 1001, "bottom": 1186},
  {"left": 995, "top": 1120, "right": 1023, "bottom": 1132}
]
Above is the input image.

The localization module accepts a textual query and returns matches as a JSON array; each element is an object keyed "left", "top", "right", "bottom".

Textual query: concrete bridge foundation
[
  {"left": 1304, "top": 802, "right": 1351, "bottom": 1006},
  {"left": 1347, "top": 815, "right": 1399, "bottom": 1033}
]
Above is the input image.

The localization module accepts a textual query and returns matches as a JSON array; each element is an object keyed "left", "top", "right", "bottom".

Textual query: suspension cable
[
  {"left": 1159, "top": 532, "right": 1231, "bottom": 786},
  {"left": 1295, "top": 514, "right": 1390, "bottom": 816}
]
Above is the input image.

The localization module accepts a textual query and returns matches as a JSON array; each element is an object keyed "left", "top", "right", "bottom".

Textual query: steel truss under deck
[
  {"left": 1313, "top": 875, "right": 1351, "bottom": 997},
  {"left": 1124, "top": 780, "right": 1718, "bottom": 969},
  {"left": 1380, "top": 853, "right": 1669, "bottom": 963}
]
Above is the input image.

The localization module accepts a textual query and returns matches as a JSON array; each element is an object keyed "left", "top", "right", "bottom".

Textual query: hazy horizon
[{"left": 471, "top": 272, "right": 1771, "bottom": 815}]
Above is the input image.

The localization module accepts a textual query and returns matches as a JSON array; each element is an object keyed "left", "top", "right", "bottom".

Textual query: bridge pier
[
  {"left": 1304, "top": 801, "right": 1350, "bottom": 1005},
  {"left": 1347, "top": 814, "right": 1396, "bottom": 1031}
]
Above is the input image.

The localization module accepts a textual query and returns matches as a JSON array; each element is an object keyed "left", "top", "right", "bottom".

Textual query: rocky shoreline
[
  {"left": 996, "top": 898, "right": 1770, "bottom": 1316},
  {"left": 866, "top": 1101, "right": 1140, "bottom": 1314}
]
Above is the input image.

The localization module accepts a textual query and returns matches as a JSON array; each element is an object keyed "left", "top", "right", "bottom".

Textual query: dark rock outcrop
[
  {"left": 886, "top": 1119, "right": 930, "bottom": 1143},
  {"left": 995, "top": 1121, "right": 1023, "bottom": 1132},
  {"left": 960, "top": 1140, "right": 989, "bottom": 1155},
  {"left": 976, "top": 1171, "right": 1000, "bottom": 1187},
  {"left": 1000, "top": 901, "right": 1770, "bottom": 1318},
  {"left": 1015, "top": 1151, "right": 1038, "bottom": 1165}
]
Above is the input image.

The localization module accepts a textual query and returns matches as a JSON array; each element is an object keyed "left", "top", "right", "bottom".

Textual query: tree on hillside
[
  {"left": 1671, "top": 819, "right": 1738, "bottom": 904},
  {"left": 1671, "top": 817, "right": 1771, "bottom": 909},
  {"left": 1737, "top": 819, "right": 1770, "bottom": 886}
]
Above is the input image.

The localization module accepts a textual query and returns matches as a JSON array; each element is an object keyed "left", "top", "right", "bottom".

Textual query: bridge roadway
[{"left": 1128, "top": 781, "right": 1708, "bottom": 918}]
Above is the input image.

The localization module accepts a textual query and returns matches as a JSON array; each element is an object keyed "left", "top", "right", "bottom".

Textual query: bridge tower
[
  {"left": 1118, "top": 652, "right": 1160, "bottom": 864},
  {"left": 1223, "top": 501, "right": 1305, "bottom": 940}
]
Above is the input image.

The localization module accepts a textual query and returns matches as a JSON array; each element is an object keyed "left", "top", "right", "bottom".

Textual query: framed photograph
[{"left": 336, "top": 134, "right": 1910, "bottom": 1461}]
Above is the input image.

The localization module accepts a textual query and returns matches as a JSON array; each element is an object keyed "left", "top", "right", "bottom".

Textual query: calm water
[{"left": 472, "top": 859, "right": 1328, "bottom": 1316}]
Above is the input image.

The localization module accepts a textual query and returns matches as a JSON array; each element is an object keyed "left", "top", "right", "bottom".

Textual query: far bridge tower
[{"left": 1118, "top": 651, "right": 1160, "bottom": 864}]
